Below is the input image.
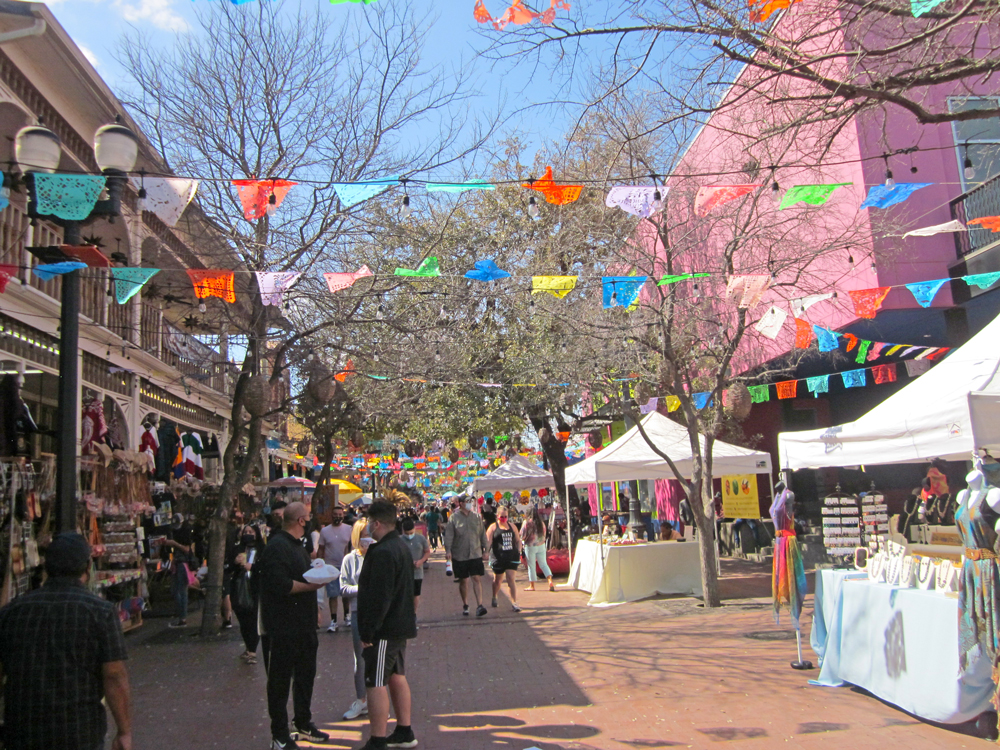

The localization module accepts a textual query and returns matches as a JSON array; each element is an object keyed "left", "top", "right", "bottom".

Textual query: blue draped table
[{"left": 810, "top": 567, "right": 994, "bottom": 723}]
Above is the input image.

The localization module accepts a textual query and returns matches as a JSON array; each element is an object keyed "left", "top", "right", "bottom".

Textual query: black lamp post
[{"left": 16, "top": 116, "right": 140, "bottom": 532}]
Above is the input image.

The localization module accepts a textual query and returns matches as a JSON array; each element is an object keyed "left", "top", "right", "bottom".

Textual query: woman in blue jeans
[
  {"left": 520, "top": 506, "right": 554, "bottom": 591},
  {"left": 338, "top": 519, "right": 373, "bottom": 721}
]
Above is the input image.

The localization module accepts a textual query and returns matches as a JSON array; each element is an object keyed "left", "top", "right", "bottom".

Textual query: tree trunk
[
  {"left": 527, "top": 412, "right": 569, "bottom": 505},
  {"left": 694, "top": 475, "right": 721, "bottom": 608}
]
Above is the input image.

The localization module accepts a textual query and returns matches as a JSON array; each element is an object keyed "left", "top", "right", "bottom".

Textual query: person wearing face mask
[
  {"left": 399, "top": 518, "right": 431, "bottom": 622},
  {"left": 257, "top": 502, "right": 329, "bottom": 750},
  {"left": 443, "top": 495, "right": 489, "bottom": 618},
  {"left": 339, "top": 519, "right": 375, "bottom": 721},
  {"left": 233, "top": 522, "right": 263, "bottom": 664},
  {"left": 318, "top": 504, "right": 353, "bottom": 633}
]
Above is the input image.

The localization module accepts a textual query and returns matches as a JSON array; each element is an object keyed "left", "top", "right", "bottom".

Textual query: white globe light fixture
[
  {"left": 94, "top": 116, "right": 139, "bottom": 174},
  {"left": 15, "top": 123, "right": 61, "bottom": 173}
]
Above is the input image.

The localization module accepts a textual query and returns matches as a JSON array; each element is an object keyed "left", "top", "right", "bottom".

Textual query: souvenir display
[
  {"left": 861, "top": 484, "right": 889, "bottom": 544},
  {"left": 821, "top": 485, "right": 861, "bottom": 563},
  {"left": 898, "top": 555, "right": 916, "bottom": 587},
  {"left": 885, "top": 552, "right": 903, "bottom": 585},
  {"left": 915, "top": 555, "right": 936, "bottom": 590},
  {"left": 867, "top": 551, "right": 887, "bottom": 582},
  {"left": 936, "top": 559, "right": 957, "bottom": 593}
]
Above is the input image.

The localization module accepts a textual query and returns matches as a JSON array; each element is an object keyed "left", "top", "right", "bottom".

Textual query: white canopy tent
[
  {"left": 778, "top": 311, "right": 1000, "bottom": 470},
  {"left": 472, "top": 455, "right": 555, "bottom": 494},
  {"left": 565, "top": 411, "right": 773, "bottom": 485}
]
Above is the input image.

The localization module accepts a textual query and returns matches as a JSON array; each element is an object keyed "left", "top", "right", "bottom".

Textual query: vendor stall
[
  {"left": 472, "top": 455, "right": 554, "bottom": 494},
  {"left": 569, "top": 539, "right": 702, "bottom": 606}
]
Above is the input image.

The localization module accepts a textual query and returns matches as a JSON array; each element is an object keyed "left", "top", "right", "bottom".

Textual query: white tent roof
[
  {"left": 778, "top": 311, "right": 1000, "bottom": 470},
  {"left": 564, "top": 411, "right": 772, "bottom": 485},
  {"left": 471, "top": 455, "right": 554, "bottom": 493}
]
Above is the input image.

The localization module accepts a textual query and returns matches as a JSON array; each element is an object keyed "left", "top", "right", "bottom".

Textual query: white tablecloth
[
  {"left": 810, "top": 568, "right": 994, "bottom": 723},
  {"left": 568, "top": 539, "right": 702, "bottom": 606}
]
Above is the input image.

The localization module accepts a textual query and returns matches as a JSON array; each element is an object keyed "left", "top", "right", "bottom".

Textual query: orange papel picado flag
[
  {"left": 523, "top": 166, "right": 583, "bottom": 205},
  {"left": 187, "top": 269, "right": 236, "bottom": 303}
]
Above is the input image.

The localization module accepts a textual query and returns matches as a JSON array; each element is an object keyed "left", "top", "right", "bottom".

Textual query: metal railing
[{"left": 951, "top": 172, "right": 1000, "bottom": 258}]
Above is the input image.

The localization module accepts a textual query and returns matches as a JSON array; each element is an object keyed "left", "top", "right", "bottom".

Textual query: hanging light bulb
[
  {"left": 376, "top": 304, "right": 384, "bottom": 321},
  {"left": 198, "top": 302, "right": 206, "bottom": 313},
  {"left": 137, "top": 170, "right": 147, "bottom": 212},
  {"left": 770, "top": 178, "right": 781, "bottom": 203},
  {"left": 651, "top": 188, "right": 663, "bottom": 213},
  {"left": 561, "top": 341, "right": 567, "bottom": 354},
  {"left": 373, "top": 350, "right": 379, "bottom": 362},
  {"left": 400, "top": 194, "right": 412, "bottom": 220},
  {"left": 307, "top": 351, "right": 314, "bottom": 361},
  {"left": 848, "top": 251, "right": 855, "bottom": 266},
  {"left": 529, "top": 298, "right": 535, "bottom": 310},
  {"left": 266, "top": 191, "right": 278, "bottom": 217},
  {"left": 527, "top": 196, "right": 539, "bottom": 219},
  {"left": 692, "top": 282, "right": 700, "bottom": 298},
  {"left": 610, "top": 291, "right": 618, "bottom": 306},
  {"left": 964, "top": 146, "right": 975, "bottom": 180},
  {"left": 434, "top": 349, "right": 441, "bottom": 362},
  {"left": 883, "top": 155, "right": 894, "bottom": 189}
]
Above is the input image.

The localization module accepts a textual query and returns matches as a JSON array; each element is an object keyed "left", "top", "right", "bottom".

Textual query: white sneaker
[
  {"left": 343, "top": 615, "right": 352, "bottom": 628},
  {"left": 327, "top": 621, "right": 337, "bottom": 633},
  {"left": 343, "top": 699, "right": 368, "bottom": 720}
]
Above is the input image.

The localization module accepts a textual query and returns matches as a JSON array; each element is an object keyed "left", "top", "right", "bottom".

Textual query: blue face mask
[{"left": 405, "top": 533, "right": 415, "bottom": 539}]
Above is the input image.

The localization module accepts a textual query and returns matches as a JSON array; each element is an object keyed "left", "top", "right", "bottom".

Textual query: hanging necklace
[{"left": 916, "top": 556, "right": 935, "bottom": 589}]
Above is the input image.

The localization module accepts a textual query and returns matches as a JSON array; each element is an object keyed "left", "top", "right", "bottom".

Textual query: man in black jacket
[
  {"left": 257, "top": 502, "right": 329, "bottom": 750},
  {"left": 356, "top": 501, "right": 417, "bottom": 750}
]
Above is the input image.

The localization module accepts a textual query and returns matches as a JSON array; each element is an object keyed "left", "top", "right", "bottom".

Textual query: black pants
[
  {"left": 234, "top": 606, "right": 259, "bottom": 653},
  {"left": 263, "top": 631, "right": 318, "bottom": 737}
]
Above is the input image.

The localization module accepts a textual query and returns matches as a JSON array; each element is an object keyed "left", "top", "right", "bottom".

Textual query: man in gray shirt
[
  {"left": 443, "top": 497, "right": 489, "bottom": 618},
  {"left": 399, "top": 518, "right": 431, "bottom": 623},
  {"left": 317, "top": 505, "right": 353, "bottom": 632}
]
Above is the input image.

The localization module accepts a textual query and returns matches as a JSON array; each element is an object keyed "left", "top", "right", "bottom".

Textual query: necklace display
[
  {"left": 916, "top": 556, "right": 936, "bottom": 590},
  {"left": 899, "top": 556, "right": 915, "bottom": 587},
  {"left": 886, "top": 553, "right": 903, "bottom": 585},
  {"left": 936, "top": 559, "right": 957, "bottom": 592}
]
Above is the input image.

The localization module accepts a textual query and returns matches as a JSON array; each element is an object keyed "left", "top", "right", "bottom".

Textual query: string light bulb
[
  {"left": 770, "top": 177, "right": 781, "bottom": 203},
  {"left": 198, "top": 302, "right": 206, "bottom": 313},
  {"left": 434, "top": 349, "right": 441, "bottom": 362},
  {"left": 266, "top": 191, "right": 278, "bottom": 217},
  {"left": 527, "top": 196, "right": 539, "bottom": 219},
  {"left": 376, "top": 304, "right": 384, "bottom": 321},
  {"left": 137, "top": 170, "right": 147, "bottom": 212},
  {"left": 561, "top": 341, "right": 567, "bottom": 354},
  {"left": 883, "top": 155, "right": 894, "bottom": 189},
  {"left": 400, "top": 194, "right": 411, "bottom": 220},
  {"left": 964, "top": 145, "right": 975, "bottom": 180}
]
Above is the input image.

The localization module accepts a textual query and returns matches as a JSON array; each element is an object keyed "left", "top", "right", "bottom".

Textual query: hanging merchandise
[
  {"left": 778, "top": 183, "right": 851, "bottom": 209},
  {"left": 605, "top": 186, "right": 666, "bottom": 218},
  {"left": 324, "top": 265, "right": 373, "bottom": 293},
  {"left": 111, "top": 268, "right": 159, "bottom": 304},
  {"left": 658, "top": 272, "right": 709, "bottom": 286},
  {"left": 426, "top": 180, "right": 495, "bottom": 192},
  {"left": 464, "top": 260, "right": 511, "bottom": 281},
  {"left": 789, "top": 292, "right": 833, "bottom": 318},
  {"left": 905, "top": 279, "right": 948, "bottom": 308},
  {"left": 770, "top": 486, "right": 807, "bottom": 626},
  {"left": 522, "top": 166, "right": 583, "bottom": 205},
  {"left": 256, "top": 271, "right": 302, "bottom": 307},
  {"left": 969, "top": 216, "right": 1000, "bottom": 232},
  {"left": 755, "top": 305, "right": 788, "bottom": 340},
  {"left": 872, "top": 363, "right": 897, "bottom": 384},
  {"left": 231, "top": 179, "right": 296, "bottom": 220},
  {"left": 963, "top": 272, "right": 1000, "bottom": 290},
  {"left": 602, "top": 276, "right": 648, "bottom": 309},
  {"left": 841, "top": 369, "right": 867, "bottom": 388},
  {"left": 139, "top": 421, "right": 159, "bottom": 466},
  {"left": 394, "top": 257, "right": 441, "bottom": 277},
  {"left": 0, "top": 264, "right": 17, "bottom": 293},
  {"left": 32, "top": 174, "right": 106, "bottom": 221},
  {"left": 32, "top": 261, "right": 87, "bottom": 281},
  {"left": 532, "top": 276, "right": 577, "bottom": 298},
  {"left": 725, "top": 274, "right": 771, "bottom": 308},
  {"left": 775, "top": 380, "right": 798, "bottom": 399},
  {"left": 749, "top": 385, "right": 770, "bottom": 403},
  {"left": 332, "top": 177, "right": 399, "bottom": 208},
  {"left": 793, "top": 318, "right": 813, "bottom": 349},
  {"left": 62, "top": 245, "right": 110, "bottom": 268},
  {"left": 806, "top": 375, "right": 829, "bottom": 398},
  {"left": 902, "top": 219, "right": 967, "bottom": 238},
  {"left": 187, "top": 269, "right": 236, "bottom": 303},
  {"left": 131, "top": 176, "right": 198, "bottom": 227},
  {"left": 859, "top": 182, "right": 932, "bottom": 210},
  {"left": 848, "top": 287, "right": 891, "bottom": 319},
  {"left": 694, "top": 185, "right": 759, "bottom": 216},
  {"left": 81, "top": 395, "right": 108, "bottom": 455}
]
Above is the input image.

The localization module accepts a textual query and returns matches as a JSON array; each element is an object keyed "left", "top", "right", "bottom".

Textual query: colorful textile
[
  {"left": 602, "top": 276, "right": 647, "bottom": 308},
  {"left": 855, "top": 340, "right": 871, "bottom": 363},
  {"left": 532, "top": 276, "right": 577, "bottom": 298},
  {"left": 770, "top": 488, "right": 807, "bottom": 627},
  {"left": 905, "top": 359, "right": 931, "bottom": 377},
  {"left": 111, "top": 267, "right": 159, "bottom": 304},
  {"left": 394, "top": 257, "right": 441, "bottom": 277},
  {"left": 332, "top": 178, "right": 399, "bottom": 208},
  {"left": 464, "top": 259, "right": 510, "bottom": 281},
  {"left": 755, "top": 305, "right": 787, "bottom": 339},
  {"left": 911, "top": 0, "right": 947, "bottom": 14},
  {"left": 902, "top": 219, "right": 966, "bottom": 238},
  {"left": 324, "top": 265, "right": 373, "bottom": 293},
  {"left": 813, "top": 326, "right": 840, "bottom": 352},
  {"left": 33, "top": 261, "right": 86, "bottom": 281},
  {"left": 841, "top": 369, "right": 867, "bottom": 388},
  {"left": 859, "top": 182, "right": 932, "bottom": 210},
  {"left": 884, "top": 344, "right": 904, "bottom": 356},
  {"left": 776, "top": 380, "right": 798, "bottom": 399},
  {"left": 928, "top": 347, "right": 951, "bottom": 360},
  {"left": 915, "top": 347, "right": 938, "bottom": 360},
  {"left": 639, "top": 397, "right": 659, "bottom": 414},
  {"left": 654, "top": 479, "right": 686, "bottom": 535},
  {"left": 665, "top": 395, "right": 681, "bottom": 412},
  {"left": 131, "top": 176, "right": 198, "bottom": 227},
  {"left": 692, "top": 392, "right": 711, "bottom": 410},
  {"left": 843, "top": 333, "right": 859, "bottom": 352},
  {"left": 794, "top": 318, "right": 813, "bottom": 349},
  {"left": 872, "top": 364, "right": 897, "bottom": 384},
  {"left": 806, "top": 375, "right": 829, "bottom": 398},
  {"left": 789, "top": 292, "right": 833, "bottom": 318},
  {"left": 848, "top": 287, "right": 890, "bottom": 319},
  {"left": 867, "top": 342, "right": 886, "bottom": 361},
  {"left": 475, "top": 0, "right": 570, "bottom": 30},
  {"left": 778, "top": 183, "right": 850, "bottom": 210},
  {"left": 901, "top": 346, "right": 920, "bottom": 357},
  {"left": 748, "top": 385, "right": 770, "bottom": 403},
  {"left": 605, "top": 186, "right": 665, "bottom": 218},
  {"left": 658, "top": 272, "right": 709, "bottom": 286},
  {"left": 231, "top": 179, "right": 296, "bottom": 220},
  {"left": 725, "top": 274, "right": 771, "bottom": 308},
  {"left": 33, "top": 174, "right": 106, "bottom": 221},
  {"left": 905, "top": 279, "right": 948, "bottom": 308},
  {"left": 694, "top": 185, "right": 759, "bottom": 216},
  {"left": 256, "top": 271, "right": 301, "bottom": 307},
  {"left": 964, "top": 272, "right": 1000, "bottom": 291},
  {"left": 139, "top": 425, "right": 159, "bottom": 465},
  {"left": 956, "top": 489, "right": 1000, "bottom": 694},
  {"left": 425, "top": 181, "right": 495, "bottom": 192},
  {"left": 177, "top": 431, "right": 204, "bottom": 480},
  {"left": 60, "top": 245, "right": 109, "bottom": 268},
  {"left": 0, "top": 263, "right": 16, "bottom": 293},
  {"left": 969, "top": 216, "right": 1000, "bottom": 232},
  {"left": 187, "top": 269, "right": 236, "bottom": 303},
  {"left": 523, "top": 166, "right": 583, "bottom": 205}
]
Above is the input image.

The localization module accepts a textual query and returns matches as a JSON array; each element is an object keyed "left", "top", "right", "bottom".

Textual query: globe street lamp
[{"left": 16, "top": 116, "right": 140, "bottom": 532}]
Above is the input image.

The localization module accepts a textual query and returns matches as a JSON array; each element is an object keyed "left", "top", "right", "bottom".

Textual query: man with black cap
[{"left": 0, "top": 532, "right": 132, "bottom": 750}]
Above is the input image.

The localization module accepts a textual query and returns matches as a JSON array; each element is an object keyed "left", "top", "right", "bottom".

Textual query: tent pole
[{"left": 598, "top": 484, "right": 605, "bottom": 566}]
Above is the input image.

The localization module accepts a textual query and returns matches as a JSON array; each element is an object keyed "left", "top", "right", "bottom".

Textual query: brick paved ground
[{"left": 124, "top": 550, "right": 987, "bottom": 750}]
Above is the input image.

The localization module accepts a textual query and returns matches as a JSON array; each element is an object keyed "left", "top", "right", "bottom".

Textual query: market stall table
[
  {"left": 810, "top": 568, "right": 994, "bottom": 723},
  {"left": 568, "top": 539, "right": 702, "bottom": 606}
]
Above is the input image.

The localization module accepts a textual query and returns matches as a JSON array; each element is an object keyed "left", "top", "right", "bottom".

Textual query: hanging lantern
[
  {"left": 724, "top": 382, "right": 753, "bottom": 421},
  {"left": 243, "top": 374, "right": 270, "bottom": 417},
  {"left": 538, "top": 427, "right": 551, "bottom": 444},
  {"left": 588, "top": 430, "right": 603, "bottom": 450}
]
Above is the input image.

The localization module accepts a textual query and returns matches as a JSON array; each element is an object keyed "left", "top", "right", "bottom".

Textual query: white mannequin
[{"left": 957, "top": 466, "right": 1000, "bottom": 533}]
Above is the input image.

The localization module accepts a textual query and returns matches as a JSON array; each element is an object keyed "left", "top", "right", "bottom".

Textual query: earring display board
[
  {"left": 861, "top": 487, "right": 889, "bottom": 544},
  {"left": 821, "top": 485, "right": 861, "bottom": 562}
]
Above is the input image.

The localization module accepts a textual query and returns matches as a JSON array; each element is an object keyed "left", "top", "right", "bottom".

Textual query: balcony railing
[{"left": 951, "top": 172, "right": 1000, "bottom": 258}]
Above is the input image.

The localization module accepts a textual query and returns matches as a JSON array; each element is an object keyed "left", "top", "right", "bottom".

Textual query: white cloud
[
  {"left": 112, "top": 0, "right": 189, "bottom": 32},
  {"left": 78, "top": 44, "right": 100, "bottom": 68}
]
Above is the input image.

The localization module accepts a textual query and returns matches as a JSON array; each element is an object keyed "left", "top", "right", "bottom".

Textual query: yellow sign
[{"left": 721, "top": 474, "right": 760, "bottom": 519}]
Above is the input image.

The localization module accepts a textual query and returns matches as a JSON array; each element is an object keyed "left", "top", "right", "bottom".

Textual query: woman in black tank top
[{"left": 487, "top": 508, "right": 523, "bottom": 612}]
